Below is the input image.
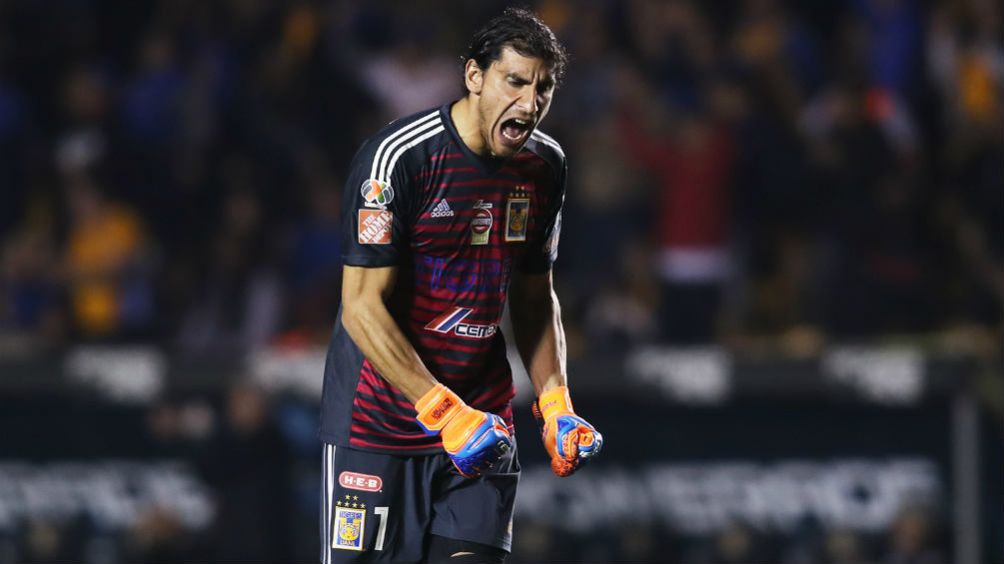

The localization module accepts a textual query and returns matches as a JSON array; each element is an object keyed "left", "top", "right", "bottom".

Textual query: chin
[
  {"left": 490, "top": 134, "right": 528, "bottom": 159},
  {"left": 491, "top": 146, "right": 519, "bottom": 159}
]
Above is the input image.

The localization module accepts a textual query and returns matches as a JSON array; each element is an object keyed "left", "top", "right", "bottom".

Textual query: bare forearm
[
  {"left": 342, "top": 301, "right": 438, "bottom": 403},
  {"left": 511, "top": 283, "right": 567, "bottom": 396}
]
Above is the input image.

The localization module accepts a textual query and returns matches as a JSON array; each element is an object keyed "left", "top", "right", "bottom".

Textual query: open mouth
[{"left": 499, "top": 117, "right": 532, "bottom": 147}]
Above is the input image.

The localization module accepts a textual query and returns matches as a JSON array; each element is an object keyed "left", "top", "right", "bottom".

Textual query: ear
[{"left": 464, "top": 59, "right": 484, "bottom": 95}]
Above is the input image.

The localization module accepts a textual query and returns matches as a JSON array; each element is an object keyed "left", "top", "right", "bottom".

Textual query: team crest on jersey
[
  {"left": 505, "top": 197, "right": 530, "bottom": 242},
  {"left": 332, "top": 506, "right": 366, "bottom": 551},
  {"left": 470, "top": 208, "right": 493, "bottom": 246},
  {"left": 358, "top": 209, "right": 392, "bottom": 244},
  {"left": 361, "top": 179, "right": 394, "bottom": 208}
]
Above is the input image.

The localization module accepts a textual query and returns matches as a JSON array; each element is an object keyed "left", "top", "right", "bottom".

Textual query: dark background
[{"left": 0, "top": 0, "right": 1001, "bottom": 562}]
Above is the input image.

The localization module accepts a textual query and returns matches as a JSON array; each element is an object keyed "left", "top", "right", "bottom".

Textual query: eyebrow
[{"left": 506, "top": 72, "right": 555, "bottom": 90}]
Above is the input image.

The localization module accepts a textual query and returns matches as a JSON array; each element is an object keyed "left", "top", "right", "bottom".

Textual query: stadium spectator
[
  {"left": 281, "top": 171, "right": 344, "bottom": 346},
  {"left": 123, "top": 506, "right": 200, "bottom": 564},
  {"left": 882, "top": 505, "right": 946, "bottom": 564},
  {"left": 177, "top": 179, "right": 283, "bottom": 355},
  {"left": 683, "top": 522, "right": 774, "bottom": 563},
  {"left": 61, "top": 175, "right": 153, "bottom": 340},
  {"left": 196, "top": 381, "right": 292, "bottom": 562},
  {"left": 618, "top": 80, "right": 736, "bottom": 343},
  {"left": 357, "top": 28, "right": 462, "bottom": 120},
  {"left": 0, "top": 72, "right": 28, "bottom": 234},
  {"left": 0, "top": 223, "right": 62, "bottom": 344},
  {"left": 54, "top": 66, "right": 110, "bottom": 178}
]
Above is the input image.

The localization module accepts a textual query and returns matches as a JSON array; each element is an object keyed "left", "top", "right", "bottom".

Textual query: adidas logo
[{"left": 430, "top": 199, "right": 454, "bottom": 218}]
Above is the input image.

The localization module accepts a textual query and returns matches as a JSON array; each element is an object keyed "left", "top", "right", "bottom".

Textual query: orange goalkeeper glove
[
  {"left": 415, "top": 384, "right": 513, "bottom": 478},
  {"left": 532, "top": 386, "right": 603, "bottom": 477}
]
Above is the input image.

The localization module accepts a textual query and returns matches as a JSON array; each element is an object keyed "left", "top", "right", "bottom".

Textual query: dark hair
[{"left": 464, "top": 7, "right": 568, "bottom": 85}]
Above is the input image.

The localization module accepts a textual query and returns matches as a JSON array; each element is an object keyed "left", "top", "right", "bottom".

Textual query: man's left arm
[
  {"left": 508, "top": 270, "right": 565, "bottom": 396},
  {"left": 509, "top": 271, "right": 603, "bottom": 476}
]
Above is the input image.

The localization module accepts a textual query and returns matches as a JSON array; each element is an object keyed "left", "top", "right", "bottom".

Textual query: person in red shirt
[{"left": 619, "top": 105, "right": 735, "bottom": 343}]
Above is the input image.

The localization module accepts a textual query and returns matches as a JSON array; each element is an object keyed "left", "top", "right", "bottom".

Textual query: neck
[{"left": 450, "top": 96, "right": 488, "bottom": 156}]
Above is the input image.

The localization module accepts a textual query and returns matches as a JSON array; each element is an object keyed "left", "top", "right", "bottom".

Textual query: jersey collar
[{"left": 440, "top": 102, "right": 519, "bottom": 175}]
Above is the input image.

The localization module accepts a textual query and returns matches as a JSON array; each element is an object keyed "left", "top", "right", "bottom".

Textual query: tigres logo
[
  {"left": 509, "top": 208, "right": 526, "bottom": 232},
  {"left": 339, "top": 522, "right": 360, "bottom": 542},
  {"left": 333, "top": 506, "right": 366, "bottom": 551},
  {"left": 505, "top": 197, "right": 530, "bottom": 242}
]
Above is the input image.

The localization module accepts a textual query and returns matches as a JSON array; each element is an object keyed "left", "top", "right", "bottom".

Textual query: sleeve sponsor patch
[
  {"left": 361, "top": 179, "right": 394, "bottom": 208},
  {"left": 358, "top": 209, "right": 393, "bottom": 244}
]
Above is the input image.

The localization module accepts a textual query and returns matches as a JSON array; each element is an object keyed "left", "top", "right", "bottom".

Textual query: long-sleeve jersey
[{"left": 318, "top": 103, "right": 566, "bottom": 454}]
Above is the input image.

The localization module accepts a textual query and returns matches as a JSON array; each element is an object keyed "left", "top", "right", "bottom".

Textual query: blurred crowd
[
  {"left": 0, "top": 2, "right": 999, "bottom": 562},
  {"left": 0, "top": 0, "right": 1001, "bottom": 358}
]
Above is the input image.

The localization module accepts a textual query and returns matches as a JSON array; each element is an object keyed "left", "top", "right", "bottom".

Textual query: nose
[{"left": 516, "top": 85, "right": 538, "bottom": 116}]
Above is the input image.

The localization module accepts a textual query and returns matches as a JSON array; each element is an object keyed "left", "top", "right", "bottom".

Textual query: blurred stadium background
[{"left": 0, "top": 0, "right": 1001, "bottom": 562}]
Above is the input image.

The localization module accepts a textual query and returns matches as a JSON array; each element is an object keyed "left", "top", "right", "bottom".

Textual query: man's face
[{"left": 471, "top": 46, "right": 555, "bottom": 158}]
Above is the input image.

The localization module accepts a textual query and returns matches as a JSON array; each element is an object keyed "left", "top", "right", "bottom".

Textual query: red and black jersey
[{"left": 319, "top": 103, "right": 566, "bottom": 454}]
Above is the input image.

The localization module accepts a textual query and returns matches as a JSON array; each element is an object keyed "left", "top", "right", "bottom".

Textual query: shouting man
[{"left": 319, "top": 8, "right": 603, "bottom": 564}]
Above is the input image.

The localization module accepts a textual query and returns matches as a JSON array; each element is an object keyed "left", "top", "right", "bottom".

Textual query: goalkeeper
[{"left": 317, "top": 8, "right": 601, "bottom": 564}]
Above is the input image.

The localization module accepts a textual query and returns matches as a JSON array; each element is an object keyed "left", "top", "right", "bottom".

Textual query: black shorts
[{"left": 320, "top": 441, "right": 519, "bottom": 563}]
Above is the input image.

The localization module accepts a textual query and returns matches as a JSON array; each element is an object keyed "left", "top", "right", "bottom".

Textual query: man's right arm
[
  {"left": 339, "top": 264, "right": 437, "bottom": 403},
  {"left": 339, "top": 263, "right": 513, "bottom": 477}
]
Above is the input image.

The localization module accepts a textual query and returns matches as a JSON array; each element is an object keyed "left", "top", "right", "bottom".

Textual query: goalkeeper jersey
[{"left": 318, "top": 103, "right": 566, "bottom": 454}]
